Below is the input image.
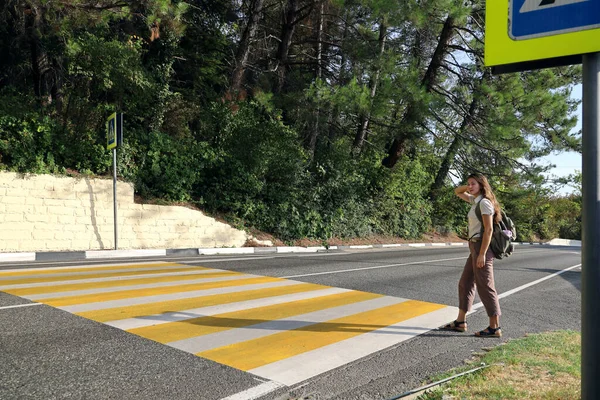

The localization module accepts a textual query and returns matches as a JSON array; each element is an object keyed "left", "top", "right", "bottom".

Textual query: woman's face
[{"left": 467, "top": 178, "right": 481, "bottom": 196}]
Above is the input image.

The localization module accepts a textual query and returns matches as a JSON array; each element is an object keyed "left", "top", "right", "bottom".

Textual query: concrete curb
[{"left": 0, "top": 241, "right": 558, "bottom": 263}]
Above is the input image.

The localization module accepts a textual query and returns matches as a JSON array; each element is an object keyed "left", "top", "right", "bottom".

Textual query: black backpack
[{"left": 475, "top": 199, "right": 517, "bottom": 260}]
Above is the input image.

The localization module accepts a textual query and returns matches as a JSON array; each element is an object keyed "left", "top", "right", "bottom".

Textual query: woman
[{"left": 442, "top": 173, "right": 503, "bottom": 337}]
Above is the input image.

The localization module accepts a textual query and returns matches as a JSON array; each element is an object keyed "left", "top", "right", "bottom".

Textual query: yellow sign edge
[
  {"left": 485, "top": 0, "right": 600, "bottom": 67},
  {"left": 106, "top": 112, "right": 118, "bottom": 150}
]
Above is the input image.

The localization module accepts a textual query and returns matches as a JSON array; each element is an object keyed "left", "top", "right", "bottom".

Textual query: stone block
[
  {"left": 3, "top": 196, "right": 27, "bottom": 205},
  {"left": 47, "top": 206, "right": 75, "bottom": 216},
  {"left": 4, "top": 214, "right": 24, "bottom": 223},
  {"left": 54, "top": 231, "right": 75, "bottom": 240},
  {"left": 43, "top": 199, "right": 65, "bottom": 207},
  {"left": 33, "top": 223, "right": 56, "bottom": 231},
  {"left": 33, "top": 231, "right": 55, "bottom": 240},
  {"left": 24, "top": 197, "right": 45, "bottom": 206},
  {"left": 25, "top": 214, "right": 50, "bottom": 223},
  {"left": 7, "top": 204, "right": 31, "bottom": 216}
]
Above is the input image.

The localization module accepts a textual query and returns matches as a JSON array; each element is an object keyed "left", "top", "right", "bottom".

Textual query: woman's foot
[
  {"left": 474, "top": 326, "right": 502, "bottom": 337},
  {"left": 441, "top": 320, "right": 467, "bottom": 332}
]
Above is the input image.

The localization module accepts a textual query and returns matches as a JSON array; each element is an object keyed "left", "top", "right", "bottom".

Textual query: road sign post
[
  {"left": 485, "top": 1, "right": 600, "bottom": 398},
  {"left": 582, "top": 52, "right": 600, "bottom": 400},
  {"left": 106, "top": 113, "right": 123, "bottom": 251}
]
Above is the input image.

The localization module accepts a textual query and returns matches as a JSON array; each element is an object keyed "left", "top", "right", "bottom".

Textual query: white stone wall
[{"left": 0, "top": 172, "right": 248, "bottom": 252}]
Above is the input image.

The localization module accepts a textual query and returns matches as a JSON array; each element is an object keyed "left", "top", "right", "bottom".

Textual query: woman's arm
[
  {"left": 454, "top": 185, "right": 472, "bottom": 203},
  {"left": 477, "top": 213, "right": 494, "bottom": 268}
]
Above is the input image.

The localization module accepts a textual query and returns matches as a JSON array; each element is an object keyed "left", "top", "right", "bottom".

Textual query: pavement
[
  {"left": 0, "top": 243, "right": 581, "bottom": 400},
  {"left": 0, "top": 240, "right": 552, "bottom": 263}
]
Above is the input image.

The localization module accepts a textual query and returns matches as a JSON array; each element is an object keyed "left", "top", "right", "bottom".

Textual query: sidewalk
[{"left": 0, "top": 241, "right": 552, "bottom": 263}]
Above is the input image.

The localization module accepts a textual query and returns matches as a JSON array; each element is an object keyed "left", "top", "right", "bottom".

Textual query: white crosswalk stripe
[{"left": 0, "top": 261, "right": 457, "bottom": 387}]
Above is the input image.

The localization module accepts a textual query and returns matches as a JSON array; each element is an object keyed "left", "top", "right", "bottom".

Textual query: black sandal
[
  {"left": 440, "top": 320, "right": 467, "bottom": 332},
  {"left": 475, "top": 326, "right": 502, "bottom": 337}
]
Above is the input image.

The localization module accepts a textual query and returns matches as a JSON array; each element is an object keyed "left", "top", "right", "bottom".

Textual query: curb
[{"left": 0, "top": 242, "right": 554, "bottom": 263}]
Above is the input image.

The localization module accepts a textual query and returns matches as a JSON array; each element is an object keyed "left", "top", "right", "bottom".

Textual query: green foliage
[
  {"left": 0, "top": 0, "right": 581, "bottom": 244},
  {"left": 371, "top": 159, "right": 432, "bottom": 238},
  {"left": 0, "top": 113, "right": 61, "bottom": 174},
  {"left": 134, "top": 132, "right": 201, "bottom": 201}
]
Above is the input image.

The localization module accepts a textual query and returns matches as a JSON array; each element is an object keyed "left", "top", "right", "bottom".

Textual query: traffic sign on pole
[
  {"left": 485, "top": 2, "right": 600, "bottom": 399},
  {"left": 485, "top": 0, "right": 600, "bottom": 73},
  {"left": 106, "top": 112, "right": 123, "bottom": 150},
  {"left": 510, "top": 0, "right": 600, "bottom": 40},
  {"left": 106, "top": 112, "right": 123, "bottom": 250}
]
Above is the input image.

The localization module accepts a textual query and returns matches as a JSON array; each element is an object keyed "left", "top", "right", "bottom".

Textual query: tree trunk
[
  {"left": 275, "top": 0, "right": 299, "bottom": 93},
  {"left": 382, "top": 15, "right": 455, "bottom": 168},
  {"left": 429, "top": 69, "right": 490, "bottom": 199},
  {"left": 315, "top": 2, "right": 324, "bottom": 80},
  {"left": 26, "top": 3, "right": 62, "bottom": 108},
  {"left": 306, "top": 2, "right": 325, "bottom": 155},
  {"left": 231, "top": 0, "right": 265, "bottom": 92},
  {"left": 429, "top": 88, "right": 482, "bottom": 200},
  {"left": 328, "top": 10, "right": 350, "bottom": 146},
  {"left": 352, "top": 19, "right": 387, "bottom": 156}
]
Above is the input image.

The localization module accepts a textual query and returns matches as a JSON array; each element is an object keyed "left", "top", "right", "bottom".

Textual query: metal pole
[
  {"left": 582, "top": 52, "right": 600, "bottom": 400},
  {"left": 112, "top": 147, "right": 118, "bottom": 250}
]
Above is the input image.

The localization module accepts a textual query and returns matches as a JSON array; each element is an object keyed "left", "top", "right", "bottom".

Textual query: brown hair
[{"left": 467, "top": 173, "right": 502, "bottom": 224}]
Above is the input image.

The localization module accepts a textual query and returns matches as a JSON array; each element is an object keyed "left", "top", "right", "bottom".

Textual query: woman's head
[
  {"left": 467, "top": 173, "right": 491, "bottom": 197},
  {"left": 467, "top": 173, "right": 502, "bottom": 223}
]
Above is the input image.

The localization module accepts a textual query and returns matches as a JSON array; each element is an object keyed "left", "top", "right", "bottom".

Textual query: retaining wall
[{"left": 0, "top": 172, "right": 247, "bottom": 252}]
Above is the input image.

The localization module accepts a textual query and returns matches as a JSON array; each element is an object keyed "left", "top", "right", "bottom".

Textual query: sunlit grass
[{"left": 418, "top": 330, "right": 580, "bottom": 400}]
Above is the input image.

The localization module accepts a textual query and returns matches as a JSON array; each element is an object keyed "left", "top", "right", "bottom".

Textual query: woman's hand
[{"left": 476, "top": 254, "right": 486, "bottom": 268}]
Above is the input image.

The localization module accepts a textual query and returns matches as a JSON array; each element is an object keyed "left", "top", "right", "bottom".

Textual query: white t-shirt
[{"left": 467, "top": 195, "right": 494, "bottom": 239}]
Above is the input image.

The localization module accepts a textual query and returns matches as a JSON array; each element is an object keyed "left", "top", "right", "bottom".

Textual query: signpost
[
  {"left": 485, "top": 1, "right": 600, "bottom": 398},
  {"left": 106, "top": 113, "right": 123, "bottom": 251}
]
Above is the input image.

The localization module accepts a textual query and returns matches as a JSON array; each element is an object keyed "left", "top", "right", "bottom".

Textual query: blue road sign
[{"left": 510, "top": 0, "right": 600, "bottom": 40}]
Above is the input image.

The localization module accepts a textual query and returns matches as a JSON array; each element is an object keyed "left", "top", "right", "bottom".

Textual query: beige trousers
[{"left": 458, "top": 241, "right": 501, "bottom": 317}]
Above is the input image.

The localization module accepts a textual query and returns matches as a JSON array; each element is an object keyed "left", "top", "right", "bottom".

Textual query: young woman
[{"left": 442, "top": 173, "right": 503, "bottom": 337}]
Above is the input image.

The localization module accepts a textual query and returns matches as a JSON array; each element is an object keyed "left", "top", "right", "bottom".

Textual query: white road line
[
  {"left": 23, "top": 274, "right": 260, "bottom": 301},
  {"left": 0, "top": 303, "right": 42, "bottom": 310},
  {"left": 280, "top": 249, "right": 578, "bottom": 279},
  {"left": 0, "top": 256, "right": 276, "bottom": 269},
  {"left": 294, "top": 252, "right": 353, "bottom": 257},
  {"left": 0, "top": 261, "right": 168, "bottom": 273},
  {"left": 247, "top": 306, "right": 456, "bottom": 386},
  {"left": 0, "top": 269, "right": 226, "bottom": 290},
  {"left": 281, "top": 257, "right": 467, "bottom": 278},
  {"left": 59, "top": 280, "right": 304, "bottom": 313},
  {"left": 0, "top": 265, "right": 199, "bottom": 281},
  {"left": 219, "top": 380, "right": 286, "bottom": 400},
  {"left": 109, "top": 287, "right": 350, "bottom": 330},
  {"left": 168, "top": 296, "right": 406, "bottom": 354},
  {"left": 180, "top": 256, "right": 277, "bottom": 263},
  {"left": 471, "top": 263, "right": 582, "bottom": 311}
]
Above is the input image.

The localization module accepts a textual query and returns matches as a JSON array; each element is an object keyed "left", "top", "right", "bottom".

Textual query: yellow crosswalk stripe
[
  {"left": 3, "top": 271, "right": 242, "bottom": 296},
  {"left": 77, "top": 283, "right": 328, "bottom": 322},
  {"left": 0, "top": 266, "right": 201, "bottom": 285},
  {"left": 198, "top": 299, "right": 445, "bottom": 371},
  {"left": 128, "top": 290, "right": 383, "bottom": 343},
  {"left": 0, "top": 262, "right": 185, "bottom": 277},
  {"left": 40, "top": 276, "right": 284, "bottom": 307}
]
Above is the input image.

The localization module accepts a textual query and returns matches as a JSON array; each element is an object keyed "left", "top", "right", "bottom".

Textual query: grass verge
[{"left": 417, "top": 330, "right": 580, "bottom": 400}]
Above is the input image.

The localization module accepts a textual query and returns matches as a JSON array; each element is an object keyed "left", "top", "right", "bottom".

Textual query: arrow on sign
[{"left": 520, "top": 0, "right": 588, "bottom": 13}]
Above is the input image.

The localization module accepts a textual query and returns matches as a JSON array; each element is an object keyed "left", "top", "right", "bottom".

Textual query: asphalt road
[{"left": 0, "top": 245, "right": 581, "bottom": 400}]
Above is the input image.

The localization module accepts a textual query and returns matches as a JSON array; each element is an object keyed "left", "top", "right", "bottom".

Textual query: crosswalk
[{"left": 0, "top": 261, "right": 457, "bottom": 386}]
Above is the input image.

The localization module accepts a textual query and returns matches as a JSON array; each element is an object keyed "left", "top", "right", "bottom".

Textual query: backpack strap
[
  {"left": 473, "top": 198, "right": 497, "bottom": 240},
  {"left": 468, "top": 199, "right": 484, "bottom": 241},
  {"left": 474, "top": 199, "right": 483, "bottom": 224}
]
